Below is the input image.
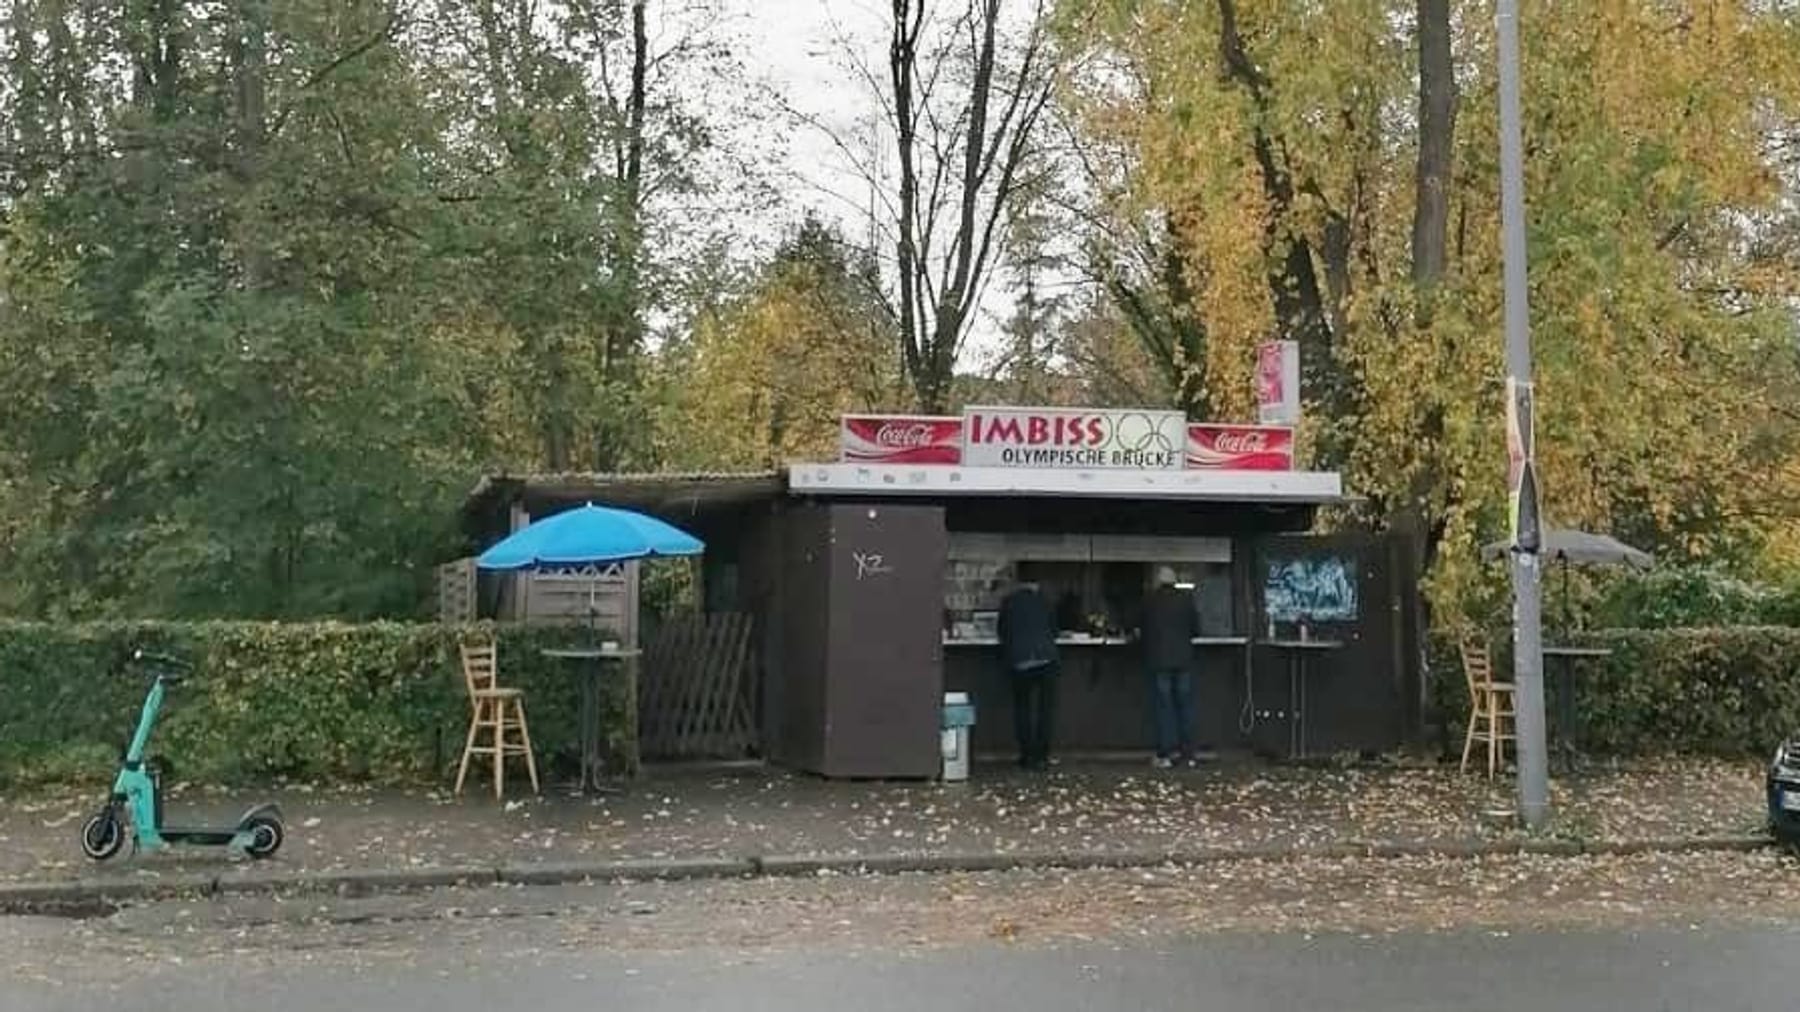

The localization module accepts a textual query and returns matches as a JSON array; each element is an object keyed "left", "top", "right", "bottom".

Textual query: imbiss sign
[{"left": 961, "top": 407, "right": 1186, "bottom": 470}]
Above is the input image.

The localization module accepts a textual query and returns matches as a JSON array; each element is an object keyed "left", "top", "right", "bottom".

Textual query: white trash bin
[{"left": 941, "top": 691, "right": 975, "bottom": 782}]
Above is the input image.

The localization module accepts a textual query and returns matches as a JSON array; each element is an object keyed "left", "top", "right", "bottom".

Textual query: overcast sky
[
  {"left": 711, "top": 0, "right": 1030, "bottom": 368},
  {"left": 722, "top": 1, "right": 888, "bottom": 235}
]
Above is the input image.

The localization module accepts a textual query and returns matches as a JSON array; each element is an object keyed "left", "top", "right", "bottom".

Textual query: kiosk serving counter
[{"left": 940, "top": 531, "right": 1254, "bottom": 755}]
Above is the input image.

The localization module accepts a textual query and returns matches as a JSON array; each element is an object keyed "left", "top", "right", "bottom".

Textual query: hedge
[
  {"left": 1432, "top": 626, "right": 1800, "bottom": 757},
  {"left": 1593, "top": 565, "right": 1800, "bottom": 629},
  {"left": 0, "top": 621, "right": 633, "bottom": 788},
  {"left": 1574, "top": 627, "right": 1800, "bottom": 755}
]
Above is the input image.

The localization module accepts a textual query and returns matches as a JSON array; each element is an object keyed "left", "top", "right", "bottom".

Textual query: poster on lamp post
[
  {"left": 1505, "top": 377, "right": 1542, "bottom": 554},
  {"left": 1256, "top": 340, "right": 1301, "bottom": 425}
]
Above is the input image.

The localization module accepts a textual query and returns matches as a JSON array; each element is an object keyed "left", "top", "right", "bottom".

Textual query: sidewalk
[{"left": 0, "top": 757, "right": 1769, "bottom": 900}]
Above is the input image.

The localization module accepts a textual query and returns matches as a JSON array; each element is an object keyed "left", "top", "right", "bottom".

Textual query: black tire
[
  {"left": 80, "top": 810, "right": 123, "bottom": 861},
  {"left": 244, "top": 815, "right": 283, "bottom": 860}
]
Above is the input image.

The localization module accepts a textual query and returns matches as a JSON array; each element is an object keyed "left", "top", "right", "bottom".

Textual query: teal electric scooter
[{"left": 80, "top": 649, "right": 284, "bottom": 862}]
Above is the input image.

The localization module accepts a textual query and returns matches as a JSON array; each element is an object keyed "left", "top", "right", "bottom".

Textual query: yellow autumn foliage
[
  {"left": 1063, "top": 0, "right": 1800, "bottom": 617},
  {"left": 661, "top": 244, "right": 902, "bottom": 471}
]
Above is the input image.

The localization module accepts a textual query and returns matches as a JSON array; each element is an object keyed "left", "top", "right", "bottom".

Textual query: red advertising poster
[
  {"left": 1185, "top": 424, "right": 1295, "bottom": 471},
  {"left": 839, "top": 415, "right": 964, "bottom": 465},
  {"left": 1256, "top": 340, "right": 1300, "bottom": 425}
]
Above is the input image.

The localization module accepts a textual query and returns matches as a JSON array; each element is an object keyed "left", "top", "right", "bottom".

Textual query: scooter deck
[{"left": 158, "top": 827, "right": 240, "bottom": 846}]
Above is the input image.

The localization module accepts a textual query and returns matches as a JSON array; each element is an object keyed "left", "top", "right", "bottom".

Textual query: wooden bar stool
[
  {"left": 455, "top": 639, "right": 539, "bottom": 798},
  {"left": 1459, "top": 634, "right": 1516, "bottom": 778}
]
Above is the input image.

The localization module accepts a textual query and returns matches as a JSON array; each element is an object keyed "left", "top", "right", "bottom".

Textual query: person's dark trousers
[
  {"left": 1151, "top": 666, "right": 1195, "bottom": 759},
  {"left": 1010, "top": 663, "right": 1060, "bottom": 769}
]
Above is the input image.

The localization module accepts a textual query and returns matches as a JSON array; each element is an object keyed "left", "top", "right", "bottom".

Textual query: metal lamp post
[{"left": 1496, "top": 0, "right": 1549, "bottom": 827}]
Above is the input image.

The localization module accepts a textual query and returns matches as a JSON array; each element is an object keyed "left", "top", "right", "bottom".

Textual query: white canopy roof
[{"left": 786, "top": 463, "right": 1343, "bottom": 504}]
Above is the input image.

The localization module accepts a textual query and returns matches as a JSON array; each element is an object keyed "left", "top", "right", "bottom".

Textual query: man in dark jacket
[
  {"left": 1142, "top": 566, "right": 1199, "bottom": 768},
  {"left": 996, "top": 576, "right": 1059, "bottom": 771}
]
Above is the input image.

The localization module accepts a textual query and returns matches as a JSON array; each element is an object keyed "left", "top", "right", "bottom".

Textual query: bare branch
[{"left": 269, "top": 5, "right": 406, "bottom": 138}]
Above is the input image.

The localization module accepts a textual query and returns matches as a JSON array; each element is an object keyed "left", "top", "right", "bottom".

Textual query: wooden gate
[{"left": 639, "top": 613, "right": 759, "bottom": 759}]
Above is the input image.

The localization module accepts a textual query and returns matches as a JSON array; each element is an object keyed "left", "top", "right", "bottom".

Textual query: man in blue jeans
[
  {"left": 997, "top": 576, "right": 1059, "bottom": 771},
  {"left": 1142, "top": 566, "right": 1199, "bottom": 768}
]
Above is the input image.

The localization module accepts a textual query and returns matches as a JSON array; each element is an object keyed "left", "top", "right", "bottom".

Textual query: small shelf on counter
[
  {"left": 1259, "top": 638, "right": 1345, "bottom": 650},
  {"left": 943, "top": 635, "right": 1133, "bottom": 647},
  {"left": 943, "top": 635, "right": 1252, "bottom": 647}
]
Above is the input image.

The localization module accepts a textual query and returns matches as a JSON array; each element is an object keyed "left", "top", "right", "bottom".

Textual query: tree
[
  {"left": 876, "top": 0, "right": 1061, "bottom": 411},
  {"left": 1057, "top": 0, "right": 1800, "bottom": 619},
  {"left": 0, "top": 0, "right": 498, "bottom": 617},
  {"left": 411, "top": 0, "right": 772, "bottom": 471},
  {"left": 990, "top": 196, "right": 1075, "bottom": 402},
  {"left": 0, "top": 0, "right": 789, "bottom": 618},
  {"left": 661, "top": 216, "right": 900, "bottom": 469},
  {"left": 1049, "top": 34, "right": 1213, "bottom": 418},
  {"left": 1388, "top": 0, "right": 1460, "bottom": 586}
]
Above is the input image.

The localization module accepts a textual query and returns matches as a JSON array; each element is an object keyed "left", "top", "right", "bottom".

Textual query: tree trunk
[
  {"left": 928, "top": 0, "right": 1003, "bottom": 403},
  {"left": 890, "top": 0, "right": 926, "bottom": 407},
  {"left": 1157, "top": 219, "right": 1210, "bottom": 418},
  {"left": 1402, "top": 0, "right": 1459, "bottom": 678},
  {"left": 230, "top": 0, "right": 269, "bottom": 290},
  {"left": 1411, "top": 0, "right": 1455, "bottom": 299},
  {"left": 6, "top": 0, "right": 44, "bottom": 188},
  {"left": 884, "top": 0, "right": 1052, "bottom": 413},
  {"left": 1107, "top": 224, "right": 1211, "bottom": 419},
  {"left": 134, "top": 0, "right": 185, "bottom": 122},
  {"left": 607, "top": 0, "right": 648, "bottom": 370},
  {"left": 590, "top": 0, "right": 649, "bottom": 471}
]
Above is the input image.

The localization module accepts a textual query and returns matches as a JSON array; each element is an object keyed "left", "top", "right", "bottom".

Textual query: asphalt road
[
  {"left": 8, "top": 850, "right": 1800, "bottom": 1012},
  {"left": 5, "top": 920, "right": 1797, "bottom": 1012}
]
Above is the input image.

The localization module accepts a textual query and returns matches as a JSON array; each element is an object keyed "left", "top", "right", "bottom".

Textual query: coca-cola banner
[
  {"left": 839, "top": 415, "right": 964, "bottom": 465},
  {"left": 963, "top": 406, "right": 1186, "bottom": 470},
  {"left": 1185, "top": 424, "right": 1295, "bottom": 471}
]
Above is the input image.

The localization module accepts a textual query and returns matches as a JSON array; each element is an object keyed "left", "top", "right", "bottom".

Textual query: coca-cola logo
[
  {"left": 1213, "top": 431, "right": 1270, "bottom": 454},
  {"left": 876, "top": 423, "right": 938, "bottom": 448},
  {"left": 1186, "top": 424, "right": 1293, "bottom": 471}
]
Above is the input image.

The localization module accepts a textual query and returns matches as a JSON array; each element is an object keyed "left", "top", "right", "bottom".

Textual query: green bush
[
  {"left": 1574, "top": 626, "right": 1800, "bottom": 755},
  {"left": 1761, "top": 581, "right": 1800, "bottom": 627},
  {"left": 0, "top": 621, "right": 634, "bottom": 788},
  {"left": 1428, "top": 625, "right": 1800, "bottom": 757},
  {"left": 1592, "top": 565, "right": 1771, "bottom": 629}
]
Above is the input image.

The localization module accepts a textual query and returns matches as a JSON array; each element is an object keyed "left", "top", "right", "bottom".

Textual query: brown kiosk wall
[{"left": 774, "top": 500, "right": 947, "bottom": 778}]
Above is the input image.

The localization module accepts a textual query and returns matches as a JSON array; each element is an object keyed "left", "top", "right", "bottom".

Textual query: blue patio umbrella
[
  {"left": 476, "top": 503, "right": 704, "bottom": 571},
  {"left": 476, "top": 502, "right": 700, "bottom": 789}
]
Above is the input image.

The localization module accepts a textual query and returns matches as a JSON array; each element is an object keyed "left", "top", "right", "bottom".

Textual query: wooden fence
[
  {"left": 436, "top": 557, "right": 477, "bottom": 623},
  {"left": 639, "top": 612, "right": 758, "bottom": 759}
]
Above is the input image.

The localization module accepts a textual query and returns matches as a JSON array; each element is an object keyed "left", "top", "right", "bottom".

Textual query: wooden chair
[
  {"left": 455, "top": 639, "right": 539, "bottom": 798},
  {"left": 1459, "top": 634, "right": 1516, "bottom": 778}
]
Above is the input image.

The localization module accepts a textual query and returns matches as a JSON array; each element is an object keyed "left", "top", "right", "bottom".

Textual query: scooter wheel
[
  {"left": 80, "top": 810, "right": 123, "bottom": 861},
  {"left": 244, "top": 815, "right": 283, "bottom": 860}
]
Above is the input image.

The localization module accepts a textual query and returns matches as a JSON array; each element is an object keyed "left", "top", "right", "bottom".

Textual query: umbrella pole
[{"left": 588, "top": 577, "right": 599, "bottom": 647}]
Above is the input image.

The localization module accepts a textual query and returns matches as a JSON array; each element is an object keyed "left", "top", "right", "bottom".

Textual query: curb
[
  {"left": 0, "top": 834, "right": 1773, "bottom": 915},
  {"left": 0, "top": 873, "right": 216, "bottom": 908},
  {"left": 217, "top": 865, "right": 500, "bottom": 898},
  {"left": 498, "top": 858, "right": 757, "bottom": 886}
]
